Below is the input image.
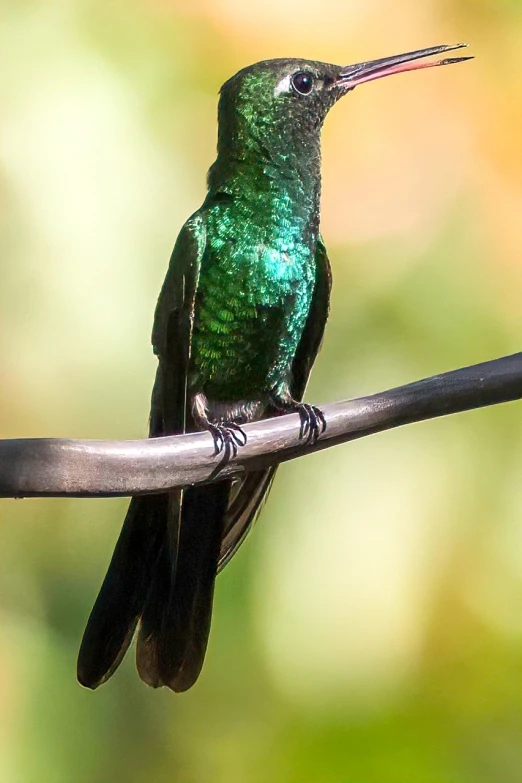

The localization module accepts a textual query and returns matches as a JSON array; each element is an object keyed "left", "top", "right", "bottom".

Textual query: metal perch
[{"left": 0, "top": 352, "right": 521, "bottom": 499}]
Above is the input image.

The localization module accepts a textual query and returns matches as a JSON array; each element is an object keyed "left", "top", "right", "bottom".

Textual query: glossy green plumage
[
  {"left": 189, "top": 196, "right": 317, "bottom": 399},
  {"left": 169, "top": 59, "right": 342, "bottom": 409},
  {"left": 78, "top": 57, "right": 346, "bottom": 692}
]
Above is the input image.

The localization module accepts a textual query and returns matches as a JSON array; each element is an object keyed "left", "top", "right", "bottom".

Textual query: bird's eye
[{"left": 291, "top": 71, "right": 314, "bottom": 96}]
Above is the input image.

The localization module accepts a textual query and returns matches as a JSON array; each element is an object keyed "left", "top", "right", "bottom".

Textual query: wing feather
[{"left": 136, "top": 213, "right": 208, "bottom": 685}]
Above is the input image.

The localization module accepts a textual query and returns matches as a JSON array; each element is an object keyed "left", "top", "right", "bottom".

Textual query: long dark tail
[
  {"left": 77, "top": 481, "right": 232, "bottom": 692},
  {"left": 77, "top": 493, "right": 169, "bottom": 688},
  {"left": 136, "top": 481, "right": 231, "bottom": 691}
]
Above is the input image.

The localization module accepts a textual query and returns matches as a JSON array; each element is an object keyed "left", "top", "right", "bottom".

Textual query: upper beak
[{"left": 337, "top": 43, "right": 473, "bottom": 89}]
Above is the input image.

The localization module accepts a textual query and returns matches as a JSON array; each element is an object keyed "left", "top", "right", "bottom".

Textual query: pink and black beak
[{"left": 337, "top": 43, "right": 472, "bottom": 90}]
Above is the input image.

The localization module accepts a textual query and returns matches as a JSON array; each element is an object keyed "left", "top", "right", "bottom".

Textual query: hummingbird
[{"left": 77, "top": 44, "right": 471, "bottom": 692}]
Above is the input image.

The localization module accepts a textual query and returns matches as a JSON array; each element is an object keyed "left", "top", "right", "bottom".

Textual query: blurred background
[{"left": 1, "top": 1, "right": 522, "bottom": 781}]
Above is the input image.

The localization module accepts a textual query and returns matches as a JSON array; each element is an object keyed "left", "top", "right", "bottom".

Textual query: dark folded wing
[
  {"left": 77, "top": 214, "right": 207, "bottom": 689},
  {"left": 289, "top": 235, "right": 332, "bottom": 400},
  {"left": 136, "top": 212, "right": 209, "bottom": 686}
]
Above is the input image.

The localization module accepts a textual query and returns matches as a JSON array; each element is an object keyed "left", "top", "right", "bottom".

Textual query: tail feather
[
  {"left": 137, "top": 481, "right": 231, "bottom": 691},
  {"left": 135, "top": 492, "right": 182, "bottom": 687},
  {"left": 135, "top": 529, "right": 171, "bottom": 687},
  {"left": 77, "top": 494, "right": 168, "bottom": 689},
  {"left": 78, "top": 472, "right": 273, "bottom": 690}
]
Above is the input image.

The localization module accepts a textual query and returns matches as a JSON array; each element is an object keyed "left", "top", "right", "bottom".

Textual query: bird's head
[{"left": 214, "top": 45, "right": 471, "bottom": 168}]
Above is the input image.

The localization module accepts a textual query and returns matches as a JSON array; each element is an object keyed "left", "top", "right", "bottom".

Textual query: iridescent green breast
[{"left": 189, "top": 198, "right": 317, "bottom": 401}]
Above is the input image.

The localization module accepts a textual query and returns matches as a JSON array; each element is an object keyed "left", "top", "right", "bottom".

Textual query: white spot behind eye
[{"left": 274, "top": 74, "right": 292, "bottom": 97}]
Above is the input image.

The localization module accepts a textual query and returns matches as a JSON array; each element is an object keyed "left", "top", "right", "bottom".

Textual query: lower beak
[{"left": 338, "top": 43, "right": 472, "bottom": 89}]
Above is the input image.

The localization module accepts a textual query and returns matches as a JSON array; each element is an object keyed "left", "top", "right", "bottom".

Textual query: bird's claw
[
  {"left": 207, "top": 421, "right": 248, "bottom": 460},
  {"left": 296, "top": 403, "right": 327, "bottom": 445},
  {"left": 225, "top": 421, "right": 248, "bottom": 447}
]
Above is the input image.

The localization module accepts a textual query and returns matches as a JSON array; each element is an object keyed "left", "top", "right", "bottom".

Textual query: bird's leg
[
  {"left": 192, "top": 393, "right": 248, "bottom": 460},
  {"left": 270, "top": 390, "right": 327, "bottom": 445}
]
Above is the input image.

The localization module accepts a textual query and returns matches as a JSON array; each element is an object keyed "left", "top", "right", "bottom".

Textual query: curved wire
[{"left": 0, "top": 352, "right": 521, "bottom": 499}]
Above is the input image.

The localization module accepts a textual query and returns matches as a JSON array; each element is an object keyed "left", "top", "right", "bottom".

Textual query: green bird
[{"left": 77, "top": 44, "right": 471, "bottom": 692}]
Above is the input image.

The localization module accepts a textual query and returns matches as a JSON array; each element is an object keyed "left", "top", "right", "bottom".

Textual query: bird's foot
[
  {"left": 294, "top": 402, "right": 327, "bottom": 444},
  {"left": 205, "top": 420, "right": 247, "bottom": 459},
  {"left": 192, "top": 392, "right": 248, "bottom": 462},
  {"left": 271, "top": 395, "right": 326, "bottom": 445}
]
